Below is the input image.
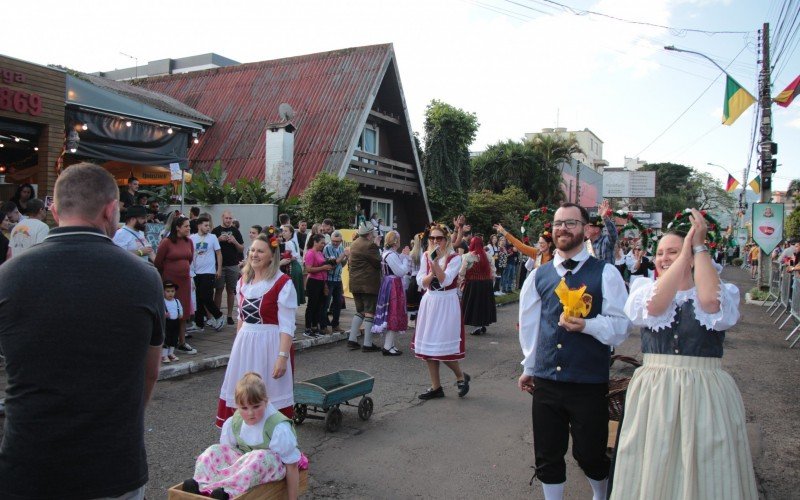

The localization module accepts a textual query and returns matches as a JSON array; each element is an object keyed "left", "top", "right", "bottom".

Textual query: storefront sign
[
  {"left": 0, "top": 67, "right": 43, "bottom": 116},
  {"left": 751, "top": 203, "right": 783, "bottom": 254}
]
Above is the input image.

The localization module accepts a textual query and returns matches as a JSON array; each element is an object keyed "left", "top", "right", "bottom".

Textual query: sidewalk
[{"left": 158, "top": 301, "right": 357, "bottom": 380}]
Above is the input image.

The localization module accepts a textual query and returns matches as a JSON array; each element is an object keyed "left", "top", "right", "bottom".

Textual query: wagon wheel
[
  {"left": 293, "top": 404, "right": 307, "bottom": 425},
  {"left": 325, "top": 407, "right": 343, "bottom": 432},
  {"left": 358, "top": 396, "right": 374, "bottom": 421}
]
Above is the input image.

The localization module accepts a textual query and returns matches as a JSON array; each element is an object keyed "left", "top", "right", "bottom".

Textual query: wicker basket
[{"left": 607, "top": 355, "right": 642, "bottom": 422}]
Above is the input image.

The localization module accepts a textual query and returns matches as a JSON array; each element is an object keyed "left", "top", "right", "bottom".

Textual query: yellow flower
[{"left": 554, "top": 278, "right": 592, "bottom": 319}]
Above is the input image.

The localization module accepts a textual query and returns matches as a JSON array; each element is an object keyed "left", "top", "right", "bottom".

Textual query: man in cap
[
  {"left": 347, "top": 221, "right": 382, "bottom": 352},
  {"left": 584, "top": 199, "right": 617, "bottom": 265},
  {"left": 113, "top": 205, "right": 154, "bottom": 262}
]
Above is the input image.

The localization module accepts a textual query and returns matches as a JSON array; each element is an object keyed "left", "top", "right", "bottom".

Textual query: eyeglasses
[
  {"left": 552, "top": 220, "right": 584, "bottom": 229},
  {"left": 428, "top": 236, "right": 445, "bottom": 242}
]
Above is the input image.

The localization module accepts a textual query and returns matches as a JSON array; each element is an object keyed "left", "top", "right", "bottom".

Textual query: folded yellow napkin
[{"left": 555, "top": 278, "right": 593, "bottom": 318}]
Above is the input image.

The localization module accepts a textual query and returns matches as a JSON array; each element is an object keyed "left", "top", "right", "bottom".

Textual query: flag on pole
[
  {"left": 749, "top": 175, "right": 761, "bottom": 194},
  {"left": 722, "top": 76, "right": 756, "bottom": 125},
  {"left": 725, "top": 174, "right": 740, "bottom": 192},
  {"left": 774, "top": 74, "right": 800, "bottom": 108}
]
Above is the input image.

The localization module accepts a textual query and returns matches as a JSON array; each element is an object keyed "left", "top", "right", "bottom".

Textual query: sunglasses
[{"left": 428, "top": 236, "right": 445, "bottom": 242}]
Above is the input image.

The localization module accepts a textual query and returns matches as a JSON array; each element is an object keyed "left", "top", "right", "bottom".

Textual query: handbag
[{"left": 323, "top": 282, "right": 330, "bottom": 296}]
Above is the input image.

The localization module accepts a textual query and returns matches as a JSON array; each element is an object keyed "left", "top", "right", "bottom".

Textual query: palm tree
[{"left": 528, "top": 134, "right": 583, "bottom": 205}]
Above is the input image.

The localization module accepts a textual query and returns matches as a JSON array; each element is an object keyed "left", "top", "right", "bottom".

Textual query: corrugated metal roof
[{"left": 135, "top": 44, "right": 394, "bottom": 197}]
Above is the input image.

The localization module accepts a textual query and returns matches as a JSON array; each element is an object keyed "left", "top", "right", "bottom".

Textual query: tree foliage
[
  {"left": 786, "top": 179, "right": 800, "bottom": 239},
  {"left": 185, "top": 161, "right": 277, "bottom": 205},
  {"left": 465, "top": 186, "right": 535, "bottom": 238},
  {"left": 422, "top": 100, "right": 479, "bottom": 220},
  {"left": 471, "top": 135, "right": 580, "bottom": 207},
  {"left": 300, "top": 172, "right": 360, "bottom": 228}
]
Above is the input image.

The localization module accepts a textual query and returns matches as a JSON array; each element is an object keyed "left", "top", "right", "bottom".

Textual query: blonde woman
[
  {"left": 216, "top": 231, "right": 298, "bottom": 427},
  {"left": 611, "top": 209, "right": 757, "bottom": 499},
  {"left": 372, "top": 231, "right": 411, "bottom": 356},
  {"left": 406, "top": 232, "right": 425, "bottom": 322},
  {"left": 413, "top": 224, "right": 470, "bottom": 399}
]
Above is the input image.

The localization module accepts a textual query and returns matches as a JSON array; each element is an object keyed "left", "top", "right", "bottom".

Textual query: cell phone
[{"left": 430, "top": 249, "right": 439, "bottom": 262}]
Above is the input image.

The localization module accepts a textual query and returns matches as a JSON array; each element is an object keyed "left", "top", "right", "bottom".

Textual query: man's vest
[
  {"left": 231, "top": 410, "right": 296, "bottom": 453},
  {"left": 533, "top": 257, "right": 610, "bottom": 383}
]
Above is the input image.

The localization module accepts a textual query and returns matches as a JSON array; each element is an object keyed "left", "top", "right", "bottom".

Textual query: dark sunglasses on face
[{"left": 429, "top": 236, "right": 445, "bottom": 242}]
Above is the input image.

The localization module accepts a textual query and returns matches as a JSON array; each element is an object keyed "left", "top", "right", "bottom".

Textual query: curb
[{"left": 157, "top": 331, "right": 351, "bottom": 381}]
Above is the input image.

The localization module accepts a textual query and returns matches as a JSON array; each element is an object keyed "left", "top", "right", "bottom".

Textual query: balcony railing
[{"left": 349, "top": 150, "right": 420, "bottom": 195}]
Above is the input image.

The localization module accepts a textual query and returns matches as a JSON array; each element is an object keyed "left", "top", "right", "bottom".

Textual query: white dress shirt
[{"left": 518, "top": 248, "right": 630, "bottom": 376}]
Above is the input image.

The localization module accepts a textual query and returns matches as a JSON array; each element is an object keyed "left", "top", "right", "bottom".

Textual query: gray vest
[
  {"left": 533, "top": 257, "right": 610, "bottom": 383},
  {"left": 640, "top": 300, "right": 724, "bottom": 358}
]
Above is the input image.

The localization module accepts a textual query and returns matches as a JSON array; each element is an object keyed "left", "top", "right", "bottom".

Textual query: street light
[
  {"left": 664, "top": 45, "right": 728, "bottom": 74},
  {"left": 706, "top": 162, "right": 735, "bottom": 176}
]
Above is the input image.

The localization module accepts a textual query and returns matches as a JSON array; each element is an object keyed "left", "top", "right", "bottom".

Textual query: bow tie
[{"left": 562, "top": 258, "right": 578, "bottom": 271}]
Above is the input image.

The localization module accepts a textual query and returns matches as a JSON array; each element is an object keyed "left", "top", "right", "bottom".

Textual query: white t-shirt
[
  {"left": 8, "top": 218, "right": 49, "bottom": 258},
  {"left": 165, "top": 298, "right": 183, "bottom": 320},
  {"left": 112, "top": 226, "right": 150, "bottom": 261},
  {"left": 190, "top": 232, "right": 221, "bottom": 275}
]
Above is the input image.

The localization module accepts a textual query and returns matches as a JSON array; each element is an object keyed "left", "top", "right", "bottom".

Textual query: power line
[
  {"left": 531, "top": 0, "right": 751, "bottom": 35},
  {"left": 633, "top": 43, "right": 751, "bottom": 158}
]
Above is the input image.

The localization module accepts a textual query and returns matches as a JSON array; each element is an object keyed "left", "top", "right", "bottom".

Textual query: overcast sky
[{"left": 6, "top": 0, "right": 799, "bottom": 191}]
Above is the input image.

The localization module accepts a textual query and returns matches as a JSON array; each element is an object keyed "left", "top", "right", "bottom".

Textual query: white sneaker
[
  {"left": 493, "top": 291, "right": 502, "bottom": 296},
  {"left": 212, "top": 316, "right": 225, "bottom": 331},
  {"left": 185, "top": 322, "right": 200, "bottom": 333}
]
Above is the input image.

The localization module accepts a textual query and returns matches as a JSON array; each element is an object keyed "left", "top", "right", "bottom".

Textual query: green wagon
[{"left": 292, "top": 369, "right": 375, "bottom": 432}]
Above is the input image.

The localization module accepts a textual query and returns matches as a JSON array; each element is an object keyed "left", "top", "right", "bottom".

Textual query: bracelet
[
  {"left": 693, "top": 245, "right": 709, "bottom": 255},
  {"left": 278, "top": 351, "right": 289, "bottom": 359}
]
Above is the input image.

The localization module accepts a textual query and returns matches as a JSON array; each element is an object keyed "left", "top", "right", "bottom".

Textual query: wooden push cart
[{"left": 293, "top": 369, "right": 375, "bottom": 432}]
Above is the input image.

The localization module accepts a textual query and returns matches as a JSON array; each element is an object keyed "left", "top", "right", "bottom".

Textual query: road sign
[{"left": 602, "top": 171, "right": 656, "bottom": 198}]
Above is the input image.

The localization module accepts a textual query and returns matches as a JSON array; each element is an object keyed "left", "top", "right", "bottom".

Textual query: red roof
[{"left": 136, "top": 44, "right": 393, "bottom": 197}]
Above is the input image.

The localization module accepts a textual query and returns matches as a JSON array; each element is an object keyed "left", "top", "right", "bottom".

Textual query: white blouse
[
  {"left": 624, "top": 277, "right": 740, "bottom": 332},
  {"left": 220, "top": 402, "right": 301, "bottom": 464},
  {"left": 416, "top": 251, "right": 461, "bottom": 290},
  {"left": 284, "top": 240, "right": 301, "bottom": 261},
  {"left": 236, "top": 274, "right": 298, "bottom": 336}
]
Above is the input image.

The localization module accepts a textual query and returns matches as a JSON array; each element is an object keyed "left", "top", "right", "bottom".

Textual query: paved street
[{"left": 2, "top": 266, "right": 799, "bottom": 499}]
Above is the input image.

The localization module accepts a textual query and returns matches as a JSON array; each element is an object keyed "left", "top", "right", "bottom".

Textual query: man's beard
[
  {"left": 554, "top": 231, "right": 584, "bottom": 252},
  {"left": 134, "top": 221, "right": 146, "bottom": 231}
]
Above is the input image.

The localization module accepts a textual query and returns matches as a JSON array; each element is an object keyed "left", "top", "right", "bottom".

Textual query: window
[
  {"left": 354, "top": 124, "right": 379, "bottom": 166},
  {"left": 364, "top": 197, "right": 392, "bottom": 232}
]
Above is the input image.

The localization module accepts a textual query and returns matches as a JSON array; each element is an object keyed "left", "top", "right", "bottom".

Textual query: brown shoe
[
  {"left": 332, "top": 326, "right": 345, "bottom": 334},
  {"left": 321, "top": 327, "right": 332, "bottom": 335}
]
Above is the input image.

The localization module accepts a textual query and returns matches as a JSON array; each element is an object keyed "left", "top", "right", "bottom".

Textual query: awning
[{"left": 104, "top": 161, "right": 191, "bottom": 186}]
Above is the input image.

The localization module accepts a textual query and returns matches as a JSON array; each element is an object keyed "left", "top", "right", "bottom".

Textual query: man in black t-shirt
[
  {"left": 188, "top": 206, "right": 200, "bottom": 234},
  {"left": 0, "top": 163, "right": 164, "bottom": 500},
  {"left": 213, "top": 210, "right": 245, "bottom": 325},
  {"left": 119, "top": 176, "right": 139, "bottom": 211}
]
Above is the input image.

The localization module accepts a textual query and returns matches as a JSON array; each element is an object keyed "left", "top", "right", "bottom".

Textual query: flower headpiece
[
  {"left": 610, "top": 211, "right": 651, "bottom": 251},
  {"left": 521, "top": 206, "right": 555, "bottom": 241},
  {"left": 265, "top": 225, "right": 280, "bottom": 248}
]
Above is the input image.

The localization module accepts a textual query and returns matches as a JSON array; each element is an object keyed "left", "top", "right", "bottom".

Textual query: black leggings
[{"left": 305, "top": 278, "right": 326, "bottom": 329}]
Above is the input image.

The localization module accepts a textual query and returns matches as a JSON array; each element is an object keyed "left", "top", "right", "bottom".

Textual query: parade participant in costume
[
  {"left": 518, "top": 202, "right": 630, "bottom": 500},
  {"left": 347, "top": 221, "right": 382, "bottom": 351},
  {"left": 372, "top": 230, "right": 411, "bottom": 356},
  {"left": 413, "top": 224, "right": 471, "bottom": 399},
  {"left": 190, "top": 372, "right": 305, "bottom": 500},
  {"left": 611, "top": 209, "right": 757, "bottom": 500},
  {"left": 280, "top": 224, "right": 305, "bottom": 305},
  {"left": 216, "top": 232, "right": 298, "bottom": 427},
  {"left": 406, "top": 232, "right": 425, "bottom": 322},
  {"left": 494, "top": 223, "right": 553, "bottom": 265},
  {"left": 460, "top": 235, "right": 496, "bottom": 336}
]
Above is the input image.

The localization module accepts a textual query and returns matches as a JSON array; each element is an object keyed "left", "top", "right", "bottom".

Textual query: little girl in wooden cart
[{"left": 182, "top": 372, "right": 308, "bottom": 499}]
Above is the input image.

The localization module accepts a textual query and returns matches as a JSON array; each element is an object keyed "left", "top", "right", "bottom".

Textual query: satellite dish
[{"left": 278, "top": 103, "right": 295, "bottom": 121}]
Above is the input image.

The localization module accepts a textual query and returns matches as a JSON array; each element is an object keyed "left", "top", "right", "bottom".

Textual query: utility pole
[{"left": 758, "top": 23, "right": 774, "bottom": 289}]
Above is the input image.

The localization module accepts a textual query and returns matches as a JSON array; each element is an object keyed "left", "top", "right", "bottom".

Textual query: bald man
[{"left": 212, "top": 210, "right": 245, "bottom": 324}]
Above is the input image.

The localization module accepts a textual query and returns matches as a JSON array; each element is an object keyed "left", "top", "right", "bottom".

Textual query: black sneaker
[
  {"left": 182, "top": 479, "right": 200, "bottom": 495},
  {"left": 457, "top": 373, "right": 471, "bottom": 398},
  {"left": 176, "top": 343, "right": 198, "bottom": 355},
  {"left": 227, "top": 316, "right": 234, "bottom": 325},
  {"left": 302, "top": 329, "right": 316, "bottom": 339},
  {"left": 418, "top": 386, "right": 444, "bottom": 400},
  {"left": 210, "top": 487, "right": 229, "bottom": 500}
]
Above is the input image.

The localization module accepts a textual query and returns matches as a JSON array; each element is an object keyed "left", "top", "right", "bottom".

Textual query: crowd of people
[{"left": 0, "top": 166, "right": 763, "bottom": 499}]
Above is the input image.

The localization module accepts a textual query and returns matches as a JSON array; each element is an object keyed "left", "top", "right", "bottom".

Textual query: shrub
[{"left": 300, "top": 173, "right": 360, "bottom": 228}]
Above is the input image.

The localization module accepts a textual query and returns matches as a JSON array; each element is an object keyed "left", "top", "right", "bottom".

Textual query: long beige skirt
[{"left": 611, "top": 354, "right": 758, "bottom": 500}]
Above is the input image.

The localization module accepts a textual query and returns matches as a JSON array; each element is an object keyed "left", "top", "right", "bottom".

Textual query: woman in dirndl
[
  {"left": 460, "top": 235, "right": 496, "bottom": 336},
  {"left": 216, "top": 232, "right": 298, "bottom": 427},
  {"left": 371, "top": 230, "right": 411, "bottom": 356},
  {"left": 413, "top": 224, "right": 470, "bottom": 400},
  {"left": 610, "top": 209, "right": 757, "bottom": 500}
]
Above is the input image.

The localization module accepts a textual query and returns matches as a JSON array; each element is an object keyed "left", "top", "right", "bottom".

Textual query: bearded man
[
  {"left": 517, "top": 202, "right": 630, "bottom": 500},
  {"left": 113, "top": 205, "right": 154, "bottom": 262}
]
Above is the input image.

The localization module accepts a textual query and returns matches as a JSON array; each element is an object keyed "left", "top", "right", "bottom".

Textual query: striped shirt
[{"left": 323, "top": 243, "right": 345, "bottom": 281}]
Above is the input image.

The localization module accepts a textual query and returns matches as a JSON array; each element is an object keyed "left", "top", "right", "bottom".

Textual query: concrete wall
[{"left": 168, "top": 203, "right": 278, "bottom": 234}]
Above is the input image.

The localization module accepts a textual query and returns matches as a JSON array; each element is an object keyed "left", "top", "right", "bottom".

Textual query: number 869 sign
[{"left": 0, "top": 87, "right": 43, "bottom": 116}]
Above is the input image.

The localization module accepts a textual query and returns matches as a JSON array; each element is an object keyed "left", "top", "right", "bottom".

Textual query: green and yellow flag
[
  {"left": 749, "top": 175, "right": 761, "bottom": 194},
  {"left": 722, "top": 76, "right": 756, "bottom": 125}
]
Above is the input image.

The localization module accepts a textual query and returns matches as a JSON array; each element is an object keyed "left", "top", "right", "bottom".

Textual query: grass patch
[
  {"left": 747, "top": 287, "right": 770, "bottom": 301},
  {"left": 495, "top": 290, "right": 520, "bottom": 305}
]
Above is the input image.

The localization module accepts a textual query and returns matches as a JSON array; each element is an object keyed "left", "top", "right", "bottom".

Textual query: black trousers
[
  {"left": 305, "top": 278, "right": 326, "bottom": 329},
  {"left": 194, "top": 274, "right": 222, "bottom": 326},
  {"left": 531, "top": 377, "right": 609, "bottom": 484},
  {"left": 164, "top": 318, "right": 180, "bottom": 348}
]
